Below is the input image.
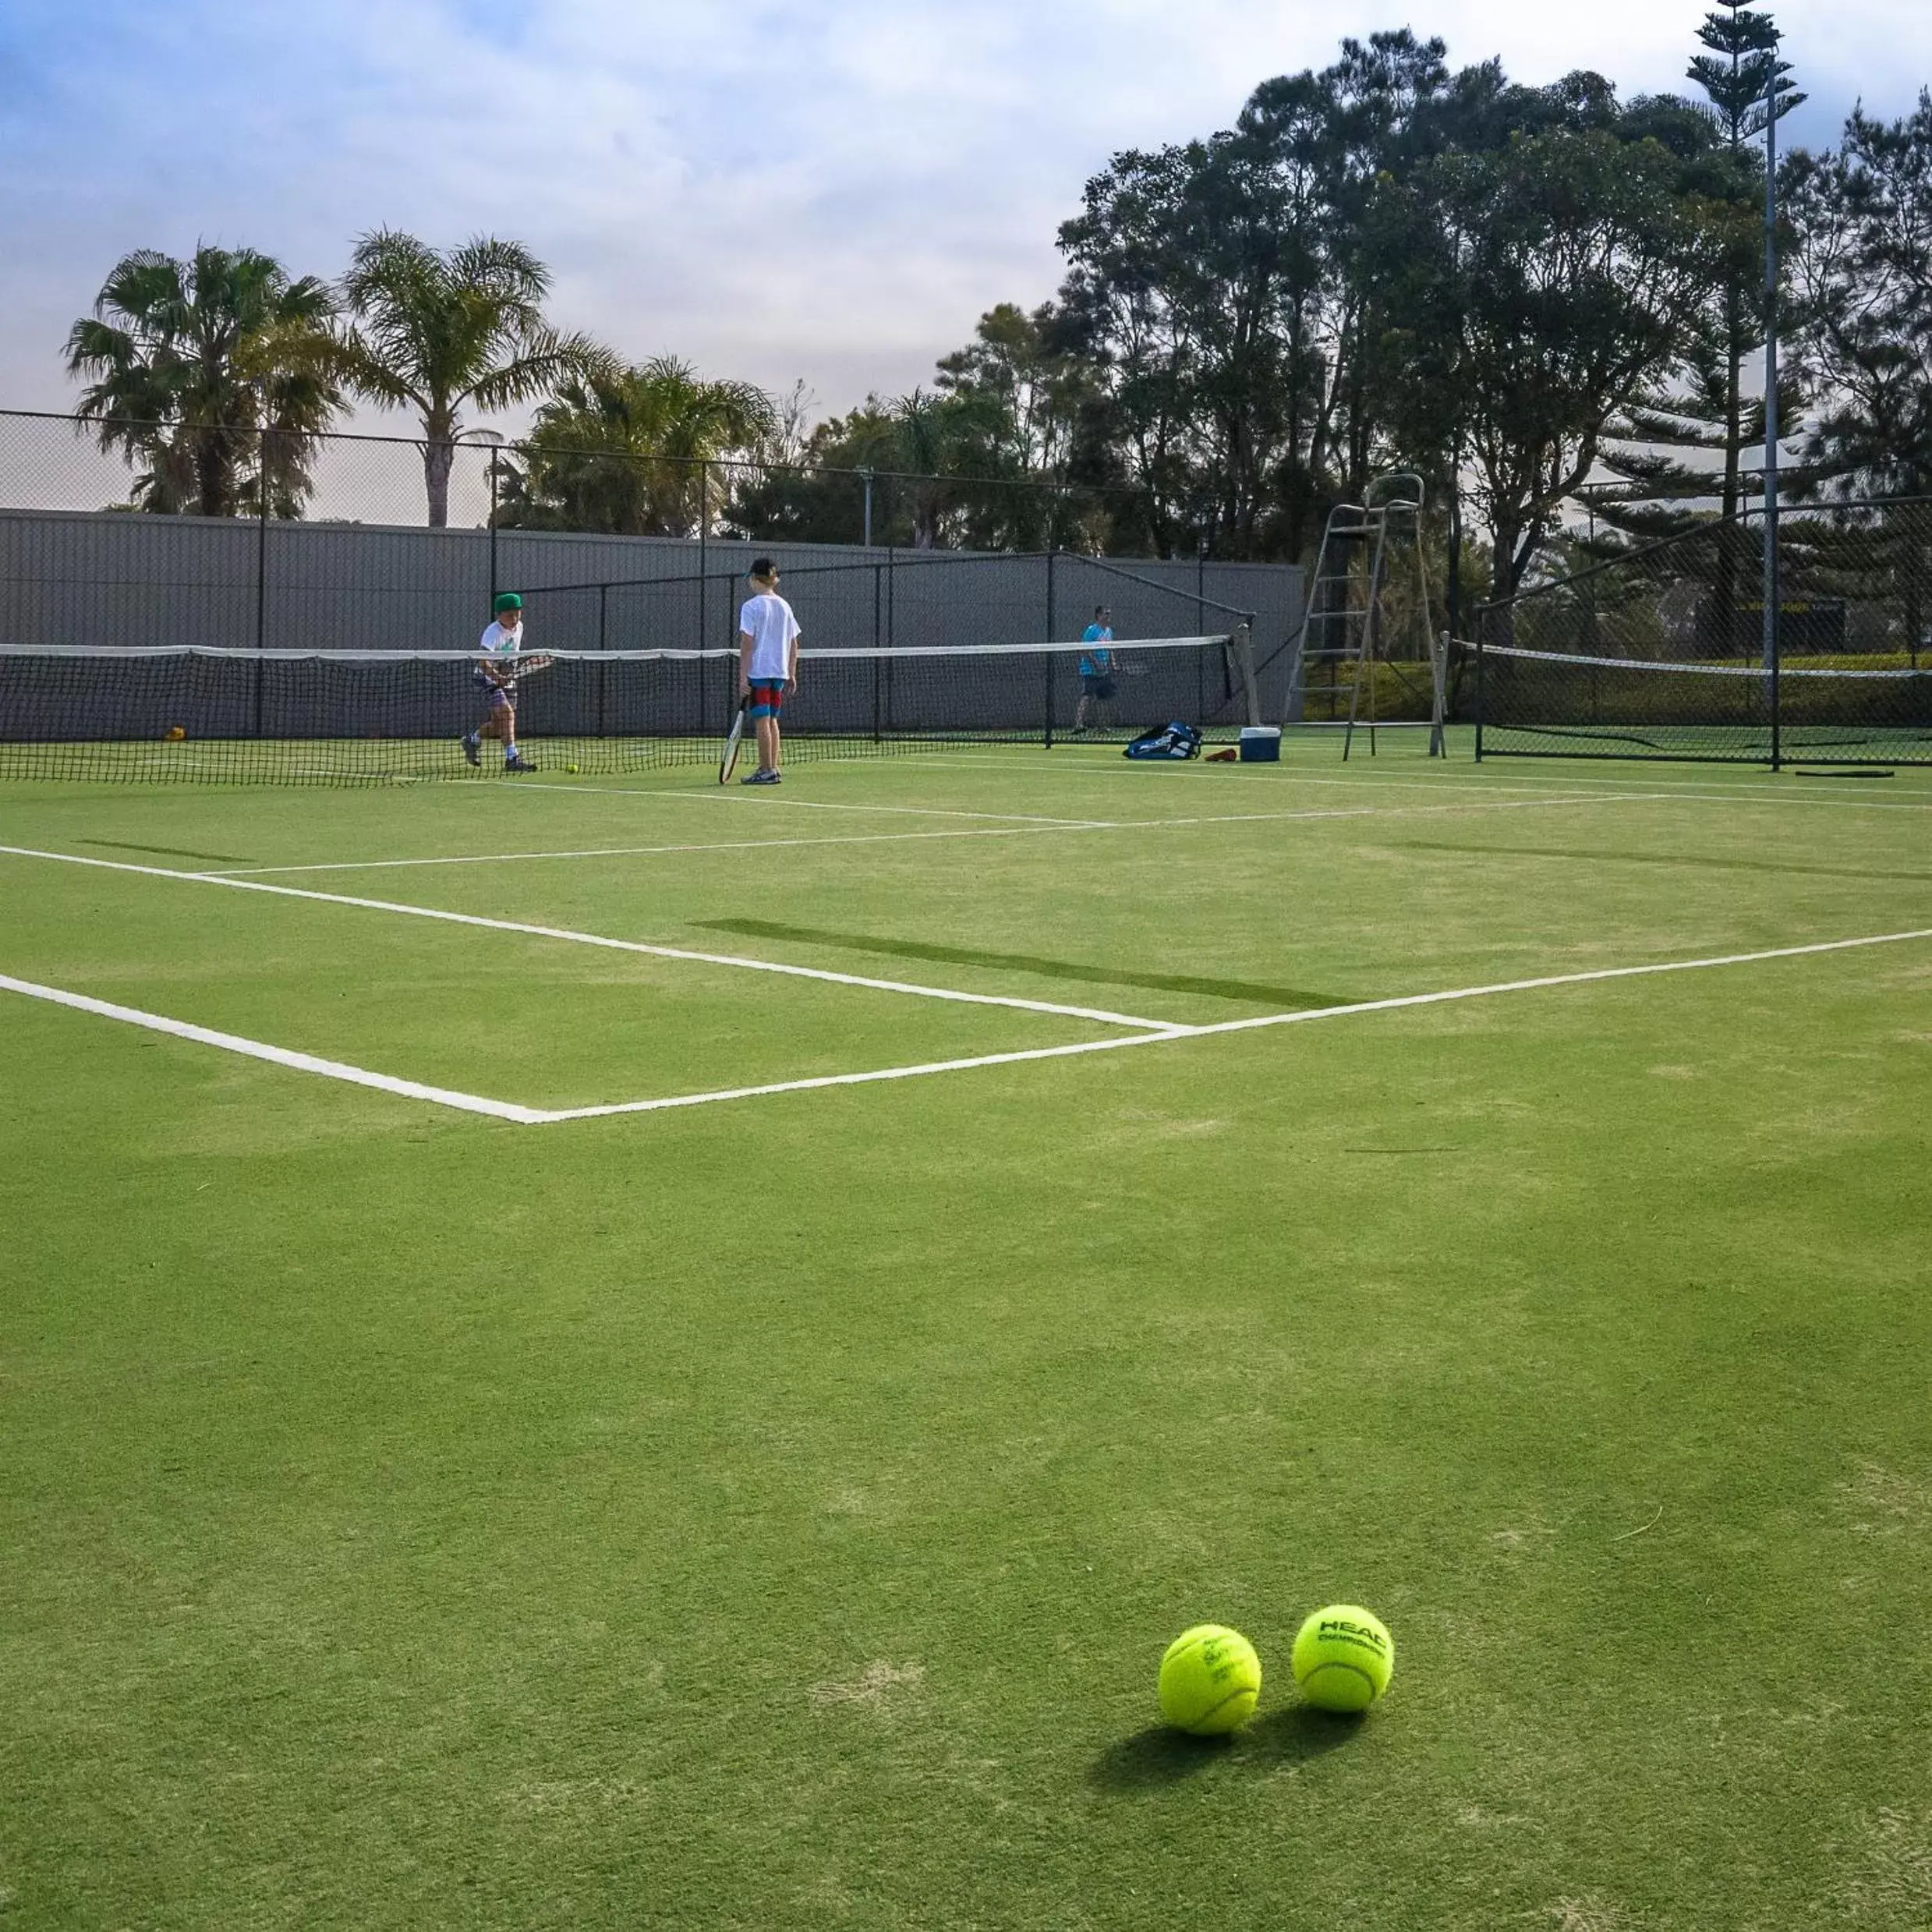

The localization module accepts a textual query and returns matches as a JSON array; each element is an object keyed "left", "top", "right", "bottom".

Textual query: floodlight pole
[{"left": 1762, "top": 41, "right": 1782, "bottom": 768}]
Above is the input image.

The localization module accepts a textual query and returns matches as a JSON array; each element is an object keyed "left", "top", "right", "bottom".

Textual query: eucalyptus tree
[{"left": 65, "top": 244, "right": 343, "bottom": 515}]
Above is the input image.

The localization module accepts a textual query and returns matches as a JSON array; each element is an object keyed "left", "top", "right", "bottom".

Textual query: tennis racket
[
  {"left": 477, "top": 653, "right": 554, "bottom": 691},
  {"left": 720, "top": 696, "right": 749, "bottom": 783}
]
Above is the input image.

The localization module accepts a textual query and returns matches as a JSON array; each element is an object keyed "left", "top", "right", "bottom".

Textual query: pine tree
[{"left": 1592, "top": 3, "right": 1802, "bottom": 543}]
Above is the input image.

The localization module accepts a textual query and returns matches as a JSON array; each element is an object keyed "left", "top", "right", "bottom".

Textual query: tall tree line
[{"left": 59, "top": 23, "right": 1932, "bottom": 578}]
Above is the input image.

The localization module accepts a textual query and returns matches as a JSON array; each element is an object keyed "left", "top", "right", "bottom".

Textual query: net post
[
  {"left": 1474, "top": 615, "right": 1486, "bottom": 762},
  {"left": 1235, "top": 620, "right": 1260, "bottom": 729},
  {"left": 1043, "top": 649, "right": 1055, "bottom": 749}
]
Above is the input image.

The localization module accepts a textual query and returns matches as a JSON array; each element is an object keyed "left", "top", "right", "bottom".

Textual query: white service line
[
  {"left": 508, "top": 779, "right": 1110, "bottom": 826},
  {"left": 903, "top": 752, "right": 1932, "bottom": 812},
  {"left": 210, "top": 823, "right": 1104, "bottom": 876},
  {"left": 0, "top": 844, "right": 1173, "bottom": 1032},
  {"left": 9, "top": 925, "right": 1926, "bottom": 1127},
  {"left": 532, "top": 924, "right": 1932, "bottom": 1120},
  {"left": 208, "top": 790, "right": 1660, "bottom": 877},
  {"left": 0, "top": 973, "right": 543, "bottom": 1123}
]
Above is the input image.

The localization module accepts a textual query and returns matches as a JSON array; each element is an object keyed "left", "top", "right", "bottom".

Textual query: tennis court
[{"left": 6, "top": 739, "right": 1932, "bottom": 1928}]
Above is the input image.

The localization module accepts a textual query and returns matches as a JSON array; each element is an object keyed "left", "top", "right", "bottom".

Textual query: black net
[
  {"left": 1474, "top": 497, "right": 1932, "bottom": 766},
  {"left": 0, "top": 636, "right": 1246, "bottom": 784},
  {"left": 1476, "top": 646, "right": 1932, "bottom": 763}
]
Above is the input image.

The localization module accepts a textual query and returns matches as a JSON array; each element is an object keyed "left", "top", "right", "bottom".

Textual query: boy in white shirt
[
  {"left": 737, "top": 558, "right": 801, "bottom": 785},
  {"left": 463, "top": 591, "right": 538, "bottom": 773}
]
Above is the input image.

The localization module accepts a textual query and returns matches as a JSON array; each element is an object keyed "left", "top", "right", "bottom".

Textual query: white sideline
[
  {"left": 0, "top": 973, "right": 543, "bottom": 1123},
  {"left": 208, "top": 790, "right": 1654, "bottom": 877},
  {"left": 535, "top": 925, "right": 1932, "bottom": 1120},
  {"left": 0, "top": 844, "right": 1173, "bottom": 1033}
]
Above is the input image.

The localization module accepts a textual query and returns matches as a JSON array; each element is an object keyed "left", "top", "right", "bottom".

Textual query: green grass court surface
[{"left": 4, "top": 740, "right": 1930, "bottom": 1930}]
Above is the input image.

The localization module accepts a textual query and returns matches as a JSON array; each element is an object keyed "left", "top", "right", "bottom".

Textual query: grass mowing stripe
[
  {"left": 508, "top": 780, "right": 1112, "bottom": 826},
  {"left": 0, "top": 973, "right": 542, "bottom": 1122},
  {"left": 535, "top": 924, "right": 1932, "bottom": 1121},
  {"left": 0, "top": 844, "right": 1176, "bottom": 1032},
  {"left": 904, "top": 752, "right": 1932, "bottom": 809},
  {"left": 187, "top": 794, "right": 1665, "bottom": 881},
  {"left": 209, "top": 823, "right": 1110, "bottom": 876}
]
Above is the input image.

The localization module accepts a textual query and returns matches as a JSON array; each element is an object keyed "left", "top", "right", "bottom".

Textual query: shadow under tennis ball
[
  {"left": 1086, "top": 1725, "right": 1243, "bottom": 1792},
  {"left": 696, "top": 918, "right": 1350, "bottom": 1010},
  {"left": 1087, "top": 1707, "right": 1368, "bottom": 1793}
]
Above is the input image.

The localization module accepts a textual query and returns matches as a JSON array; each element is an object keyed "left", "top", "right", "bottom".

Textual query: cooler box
[{"left": 1239, "top": 726, "right": 1282, "bottom": 763}]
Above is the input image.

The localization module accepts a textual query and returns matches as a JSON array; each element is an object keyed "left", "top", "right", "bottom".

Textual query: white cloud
[{"left": 2, "top": 0, "right": 1927, "bottom": 425}]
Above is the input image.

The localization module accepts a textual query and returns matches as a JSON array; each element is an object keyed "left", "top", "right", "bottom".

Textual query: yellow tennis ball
[
  {"left": 1291, "top": 1604, "right": 1393, "bottom": 1711},
  {"left": 566, "top": 763, "right": 580, "bottom": 773},
  {"left": 1158, "top": 1624, "right": 1261, "bottom": 1736}
]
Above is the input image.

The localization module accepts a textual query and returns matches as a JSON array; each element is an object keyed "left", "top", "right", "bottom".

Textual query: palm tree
[
  {"left": 337, "top": 230, "right": 610, "bottom": 525},
  {"left": 65, "top": 245, "right": 344, "bottom": 515},
  {"left": 508, "top": 358, "right": 777, "bottom": 535}
]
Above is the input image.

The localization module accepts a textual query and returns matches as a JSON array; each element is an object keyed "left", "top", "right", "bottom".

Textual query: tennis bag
[{"left": 1123, "top": 720, "right": 1204, "bottom": 760}]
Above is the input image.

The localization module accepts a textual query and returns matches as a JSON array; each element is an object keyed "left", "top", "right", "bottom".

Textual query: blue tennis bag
[{"left": 1123, "top": 720, "right": 1204, "bottom": 760}]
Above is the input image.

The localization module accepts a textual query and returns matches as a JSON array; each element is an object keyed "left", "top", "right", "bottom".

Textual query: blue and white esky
[{"left": 2, "top": 1, "right": 1927, "bottom": 423}]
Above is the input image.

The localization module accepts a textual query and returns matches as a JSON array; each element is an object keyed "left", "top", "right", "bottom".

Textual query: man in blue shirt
[{"left": 1075, "top": 605, "right": 1116, "bottom": 734}]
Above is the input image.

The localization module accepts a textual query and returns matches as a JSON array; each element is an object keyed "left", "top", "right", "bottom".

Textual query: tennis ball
[
  {"left": 566, "top": 763, "right": 580, "bottom": 773},
  {"left": 1158, "top": 1624, "right": 1261, "bottom": 1736},
  {"left": 165, "top": 724, "right": 186, "bottom": 741},
  {"left": 1291, "top": 1605, "right": 1393, "bottom": 1712}
]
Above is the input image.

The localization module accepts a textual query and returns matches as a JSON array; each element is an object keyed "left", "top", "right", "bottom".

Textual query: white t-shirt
[
  {"left": 738, "top": 593, "right": 800, "bottom": 681},
  {"left": 479, "top": 618, "right": 524, "bottom": 658}
]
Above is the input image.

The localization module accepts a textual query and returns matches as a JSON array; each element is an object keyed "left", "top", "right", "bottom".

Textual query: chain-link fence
[
  {"left": 1470, "top": 497, "right": 1932, "bottom": 766},
  {"left": 0, "top": 410, "right": 1300, "bottom": 659},
  {"left": 0, "top": 408, "right": 1155, "bottom": 551}
]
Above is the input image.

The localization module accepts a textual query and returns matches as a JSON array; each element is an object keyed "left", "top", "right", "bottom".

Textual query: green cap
[{"left": 493, "top": 592, "right": 522, "bottom": 614}]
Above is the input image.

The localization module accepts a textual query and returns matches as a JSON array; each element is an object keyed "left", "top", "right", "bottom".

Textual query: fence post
[
  {"left": 1044, "top": 547, "right": 1057, "bottom": 748},
  {"left": 699, "top": 461, "right": 709, "bottom": 667},
  {"left": 488, "top": 450, "right": 500, "bottom": 604},
  {"left": 253, "top": 416, "right": 268, "bottom": 734},
  {"left": 1763, "top": 49, "right": 1782, "bottom": 771},
  {"left": 872, "top": 561, "right": 883, "bottom": 741}
]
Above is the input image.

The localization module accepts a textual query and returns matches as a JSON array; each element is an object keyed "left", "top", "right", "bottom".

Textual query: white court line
[
  {"left": 0, "top": 844, "right": 1173, "bottom": 1032},
  {"left": 508, "top": 779, "right": 1109, "bottom": 826},
  {"left": 0, "top": 973, "right": 543, "bottom": 1123},
  {"left": 901, "top": 752, "right": 1932, "bottom": 811},
  {"left": 209, "top": 791, "right": 1663, "bottom": 876},
  {"left": 534, "top": 925, "right": 1932, "bottom": 1120},
  {"left": 210, "top": 823, "right": 1102, "bottom": 876},
  {"left": 9, "top": 928, "right": 1927, "bottom": 1127}
]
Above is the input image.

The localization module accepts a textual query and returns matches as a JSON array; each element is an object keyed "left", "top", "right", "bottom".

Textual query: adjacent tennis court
[{"left": 6, "top": 740, "right": 1932, "bottom": 1929}]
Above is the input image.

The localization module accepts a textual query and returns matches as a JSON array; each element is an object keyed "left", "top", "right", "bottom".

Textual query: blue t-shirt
[{"left": 1078, "top": 624, "right": 1114, "bottom": 678}]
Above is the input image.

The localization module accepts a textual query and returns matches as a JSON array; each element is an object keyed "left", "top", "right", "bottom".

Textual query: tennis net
[
  {"left": 0, "top": 634, "right": 1254, "bottom": 783},
  {"left": 1477, "top": 644, "right": 1932, "bottom": 765}
]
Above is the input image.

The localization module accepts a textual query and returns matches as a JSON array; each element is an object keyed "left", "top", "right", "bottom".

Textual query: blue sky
[{"left": 3, "top": 0, "right": 1927, "bottom": 429}]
